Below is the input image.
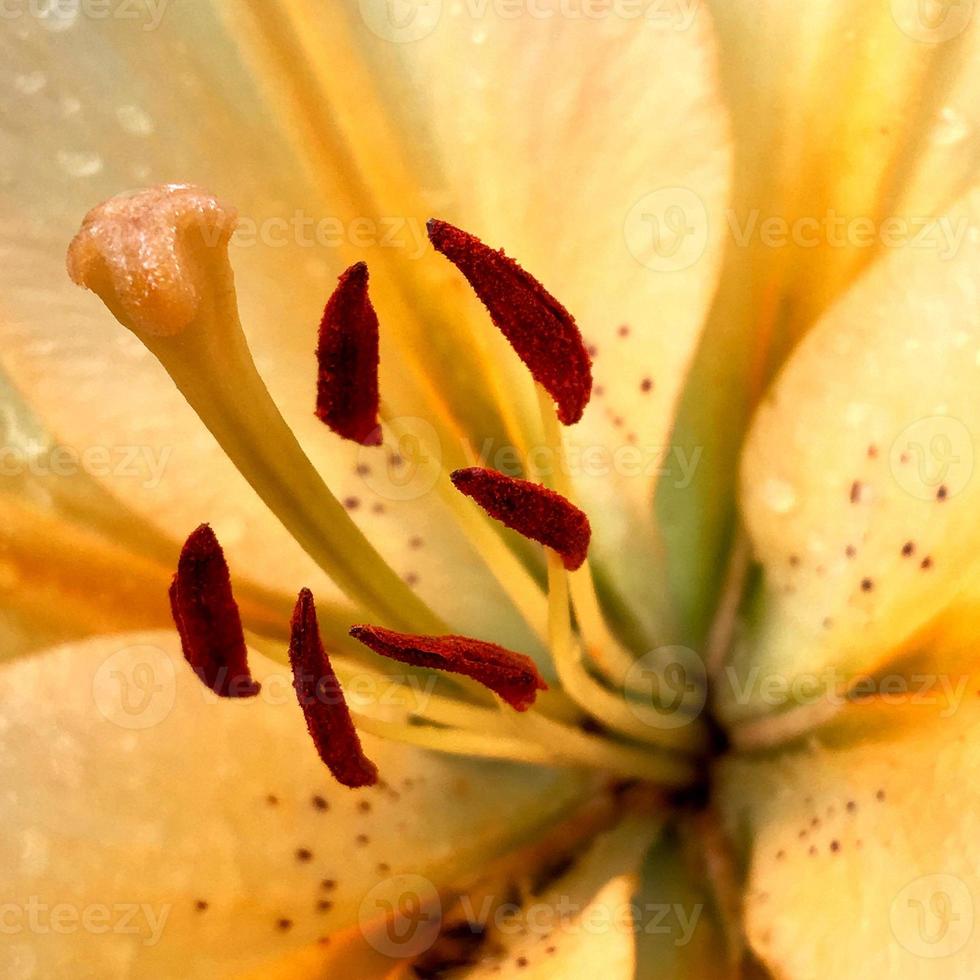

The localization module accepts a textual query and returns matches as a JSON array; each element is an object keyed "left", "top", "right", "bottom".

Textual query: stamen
[
  {"left": 315, "top": 262, "right": 382, "bottom": 446},
  {"left": 348, "top": 625, "right": 547, "bottom": 711},
  {"left": 169, "top": 523, "right": 260, "bottom": 698},
  {"left": 68, "top": 185, "right": 443, "bottom": 636},
  {"left": 451, "top": 467, "right": 590, "bottom": 571},
  {"left": 426, "top": 219, "right": 592, "bottom": 425},
  {"left": 289, "top": 588, "right": 379, "bottom": 788}
]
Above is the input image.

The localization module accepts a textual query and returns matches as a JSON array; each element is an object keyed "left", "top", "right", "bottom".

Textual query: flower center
[{"left": 67, "top": 183, "right": 709, "bottom": 790}]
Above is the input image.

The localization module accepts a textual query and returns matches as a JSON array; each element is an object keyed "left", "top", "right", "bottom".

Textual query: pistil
[{"left": 67, "top": 185, "right": 443, "bottom": 635}]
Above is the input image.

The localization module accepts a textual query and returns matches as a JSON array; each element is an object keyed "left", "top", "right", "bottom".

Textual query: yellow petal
[
  {"left": 718, "top": 696, "right": 980, "bottom": 977},
  {"left": 658, "top": 0, "right": 980, "bottom": 642},
  {"left": 455, "top": 811, "right": 660, "bottom": 978},
  {"left": 720, "top": 187, "right": 980, "bottom": 731},
  {"left": 0, "top": 632, "right": 586, "bottom": 978}
]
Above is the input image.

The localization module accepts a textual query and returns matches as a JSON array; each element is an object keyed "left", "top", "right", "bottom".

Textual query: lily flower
[{"left": 1, "top": 2, "right": 980, "bottom": 978}]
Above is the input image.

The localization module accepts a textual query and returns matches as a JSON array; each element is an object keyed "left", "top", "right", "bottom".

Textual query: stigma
[{"left": 66, "top": 183, "right": 238, "bottom": 338}]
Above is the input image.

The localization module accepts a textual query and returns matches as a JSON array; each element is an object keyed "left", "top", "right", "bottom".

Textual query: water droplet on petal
[
  {"left": 761, "top": 477, "right": 798, "bottom": 514},
  {"left": 14, "top": 71, "right": 46, "bottom": 96},
  {"left": 933, "top": 106, "right": 970, "bottom": 147},
  {"left": 57, "top": 150, "right": 103, "bottom": 178},
  {"left": 116, "top": 104, "right": 155, "bottom": 137}
]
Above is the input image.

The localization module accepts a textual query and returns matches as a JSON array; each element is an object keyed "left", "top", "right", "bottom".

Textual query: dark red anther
[
  {"left": 315, "top": 261, "right": 382, "bottom": 446},
  {"left": 289, "top": 589, "right": 379, "bottom": 788},
  {"left": 348, "top": 625, "right": 547, "bottom": 711},
  {"left": 450, "top": 467, "right": 591, "bottom": 571},
  {"left": 169, "top": 524, "right": 260, "bottom": 698},
  {"left": 426, "top": 219, "right": 592, "bottom": 425}
]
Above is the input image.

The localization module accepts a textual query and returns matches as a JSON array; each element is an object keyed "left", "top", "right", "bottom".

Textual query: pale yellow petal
[
  {"left": 718, "top": 696, "right": 980, "bottom": 977},
  {"left": 658, "top": 0, "right": 980, "bottom": 642},
  {"left": 720, "top": 186, "right": 980, "bottom": 730},
  {"left": 455, "top": 811, "right": 660, "bottom": 978},
  {"left": 0, "top": 632, "right": 586, "bottom": 978}
]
